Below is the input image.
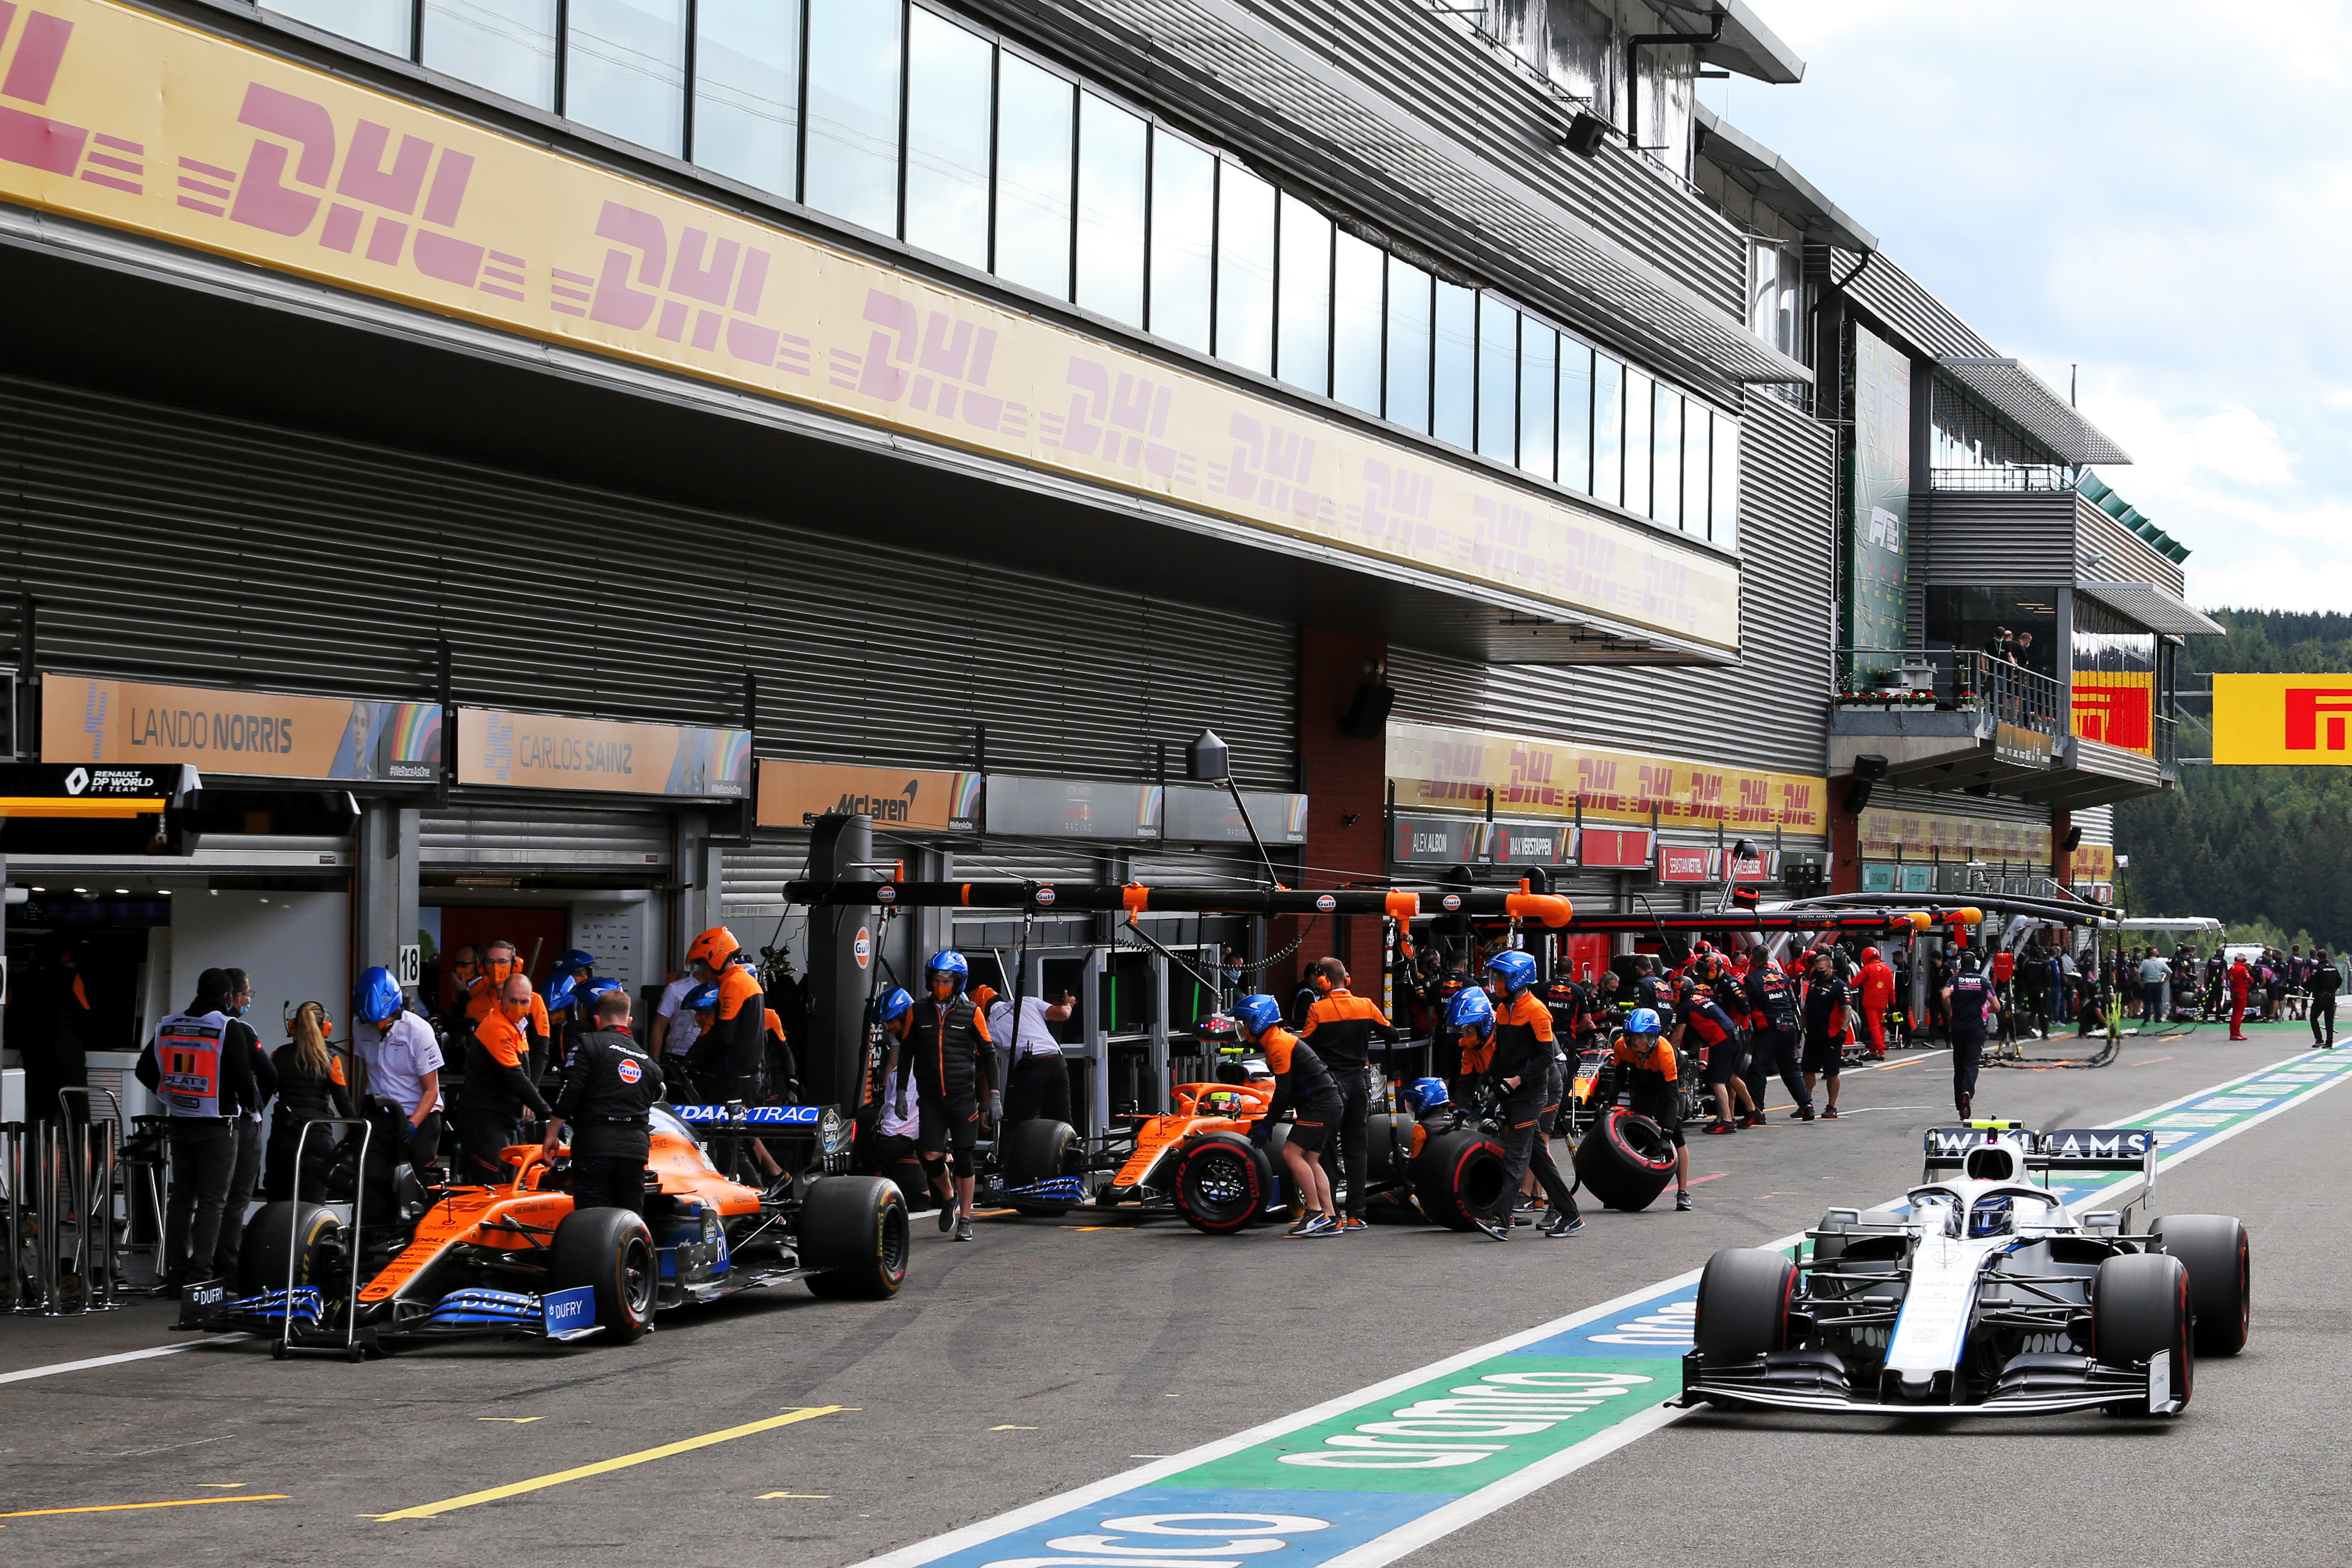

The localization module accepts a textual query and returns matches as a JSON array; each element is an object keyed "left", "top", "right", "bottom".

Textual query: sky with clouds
[{"left": 1705, "top": 1, "right": 2346, "bottom": 613}]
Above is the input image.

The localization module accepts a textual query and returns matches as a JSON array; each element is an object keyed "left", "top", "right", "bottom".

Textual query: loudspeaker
[
  {"left": 1339, "top": 681, "right": 1397, "bottom": 740},
  {"left": 2063, "top": 824, "right": 2084, "bottom": 853},
  {"left": 1842, "top": 754, "right": 1889, "bottom": 815}
]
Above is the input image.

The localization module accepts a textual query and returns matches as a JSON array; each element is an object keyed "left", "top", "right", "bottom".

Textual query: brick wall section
[{"left": 1290, "top": 626, "right": 1392, "bottom": 989}]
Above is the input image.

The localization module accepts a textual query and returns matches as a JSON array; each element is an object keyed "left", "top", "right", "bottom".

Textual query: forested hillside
[{"left": 2117, "top": 609, "right": 2352, "bottom": 948}]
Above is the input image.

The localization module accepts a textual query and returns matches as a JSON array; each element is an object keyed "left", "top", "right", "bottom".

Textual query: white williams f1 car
[{"left": 1681, "top": 1122, "right": 2250, "bottom": 1417}]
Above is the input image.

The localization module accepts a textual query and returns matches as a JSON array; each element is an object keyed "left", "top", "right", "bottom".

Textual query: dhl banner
[
  {"left": 1858, "top": 804, "right": 2052, "bottom": 863},
  {"left": 1387, "top": 720, "right": 1825, "bottom": 833},
  {"left": 0, "top": 0, "right": 1739, "bottom": 650},
  {"left": 756, "top": 760, "right": 980, "bottom": 832},
  {"left": 2212, "top": 674, "right": 2352, "bottom": 765},
  {"left": 2072, "top": 671, "right": 2153, "bottom": 755},
  {"left": 42, "top": 672, "right": 439, "bottom": 781},
  {"left": 2068, "top": 842, "right": 2116, "bottom": 882},
  {"left": 457, "top": 707, "right": 749, "bottom": 798}
]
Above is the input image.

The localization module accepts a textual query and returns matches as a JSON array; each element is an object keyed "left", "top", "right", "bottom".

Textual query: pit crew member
[
  {"left": 1459, "top": 970, "right": 1582, "bottom": 1241},
  {"left": 1235, "top": 993, "right": 1343, "bottom": 1237},
  {"left": 1613, "top": 1006, "right": 1691, "bottom": 1210},
  {"left": 898, "top": 951, "right": 996, "bottom": 1242},
  {"left": 543, "top": 987, "right": 665, "bottom": 1215},
  {"left": 1299, "top": 957, "right": 1399, "bottom": 1231},
  {"left": 1944, "top": 951, "right": 1994, "bottom": 1119},
  {"left": 1857, "top": 945, "right": 1895, "bottom": 1059},
  {"left": 1675, "top": 980, "right": 1754, "bottom": 1135},
  {"left": 462, "top": 972, "right": 554, "bottom": 1185},
  {"left": 1801, "top": 951, "right": 1850, "bottom": 1121}
]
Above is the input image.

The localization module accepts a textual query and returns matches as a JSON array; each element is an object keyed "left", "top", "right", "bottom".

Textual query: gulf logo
[{"left": 617, "top": 1058, "right": 642, "bottom": 1084}]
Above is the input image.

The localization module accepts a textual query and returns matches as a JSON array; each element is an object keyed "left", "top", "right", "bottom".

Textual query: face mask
[
  {"left": 231, "top": 1002, "right": 250, "bottom": 1017},
  {"left": 502, "top": 1000, "right": 531, "bottom": 1021},
  {"left": 931, "top": 980, "right": 956, "bottom": 1001},
  {"left": 486, "top": 959, "right": 517, "bottom": 985}
]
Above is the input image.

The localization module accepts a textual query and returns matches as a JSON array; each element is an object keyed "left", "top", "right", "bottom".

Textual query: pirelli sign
[{"left": 2212, "top": 675, "right": 2352, "bottom": 765}]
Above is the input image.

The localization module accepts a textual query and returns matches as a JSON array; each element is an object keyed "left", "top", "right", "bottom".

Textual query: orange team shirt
[
  {"left": 1612, "top": 1031, "right": 1680, "bottom": 1083},
  {"left": 764, "top": 1008, "right": 786, "bottom": 1044},
  {"left": 467, "top": 975, "right": 550, "bottom": 1036},
  {"left": 1860, "top": 961, "right": 1896, "bottom": 1009},
  {"left": 475, "top": 1006, "right": 532, "bottom": 1069},
  {"left": 716, "top": 963, "right": 764, "bottom": 1022}
]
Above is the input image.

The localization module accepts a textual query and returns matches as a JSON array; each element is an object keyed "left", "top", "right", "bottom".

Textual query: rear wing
[
  {"left": 671, "top": 1103, "right": 824, "bottom": 1127},
  {"left": 1921, "top": 1122, "right": 2159, "bottom": 1205}
]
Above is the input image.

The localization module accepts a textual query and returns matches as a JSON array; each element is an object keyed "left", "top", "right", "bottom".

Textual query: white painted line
[{"left": 0, "top": 1335, "right": 246, "bottom": 1386}]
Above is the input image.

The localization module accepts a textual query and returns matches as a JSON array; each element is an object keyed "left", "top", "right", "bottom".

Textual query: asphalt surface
[{"left": 2, "top": 1018, "right": 2343, "bottom": 1567}]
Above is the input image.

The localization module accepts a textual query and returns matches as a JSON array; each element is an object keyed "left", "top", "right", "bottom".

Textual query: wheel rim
[
  {"left": 621, "top": 1235, "right": 656, "bottom": 1318},
  {"left": 879, "top": 1202, "right": 911, "bottom": 1282},
  {"left": 1191, "top": 1152, "right": 1248, "bottom": 1205}
]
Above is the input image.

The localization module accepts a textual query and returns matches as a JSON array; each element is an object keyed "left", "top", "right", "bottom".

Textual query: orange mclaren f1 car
[{"left": 176, "top": 1100, "right": 908, "bottom": 1357}]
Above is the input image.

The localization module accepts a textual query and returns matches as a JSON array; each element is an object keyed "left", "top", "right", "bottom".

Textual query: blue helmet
[
  {"left": 353, "top": 965, "right": 403, "bottom": 1027},
  {"left": 875, "top": 985, "right": 915, "bottom": 1024},
  {"left": 925, "top": 950, "right": 969, "bottom": 986},
  {"left": 686, "top": 982, "right": 720, "bottom": 1012},
  {"left": 547, "top": 974, "right": 579, "bottom": 1012},
  {"left": 1232, "top": 994, "right": 1284, "bottom": 1039},
  {"left": 1485, "top": 949, "right": 1538, "bottom": 995},
  {"left": 1625, "top": 1005, "right": 1663, "bottom": 1036},
  {"left": 1403, "top": 1076, "right": 1451, "bottom": 1114},
  {"left": 1446, "top": 986, "right": 1497, "bottom": 1039},
  {"left": 553, "top": 947, "right": 596, "bottom": 975}
]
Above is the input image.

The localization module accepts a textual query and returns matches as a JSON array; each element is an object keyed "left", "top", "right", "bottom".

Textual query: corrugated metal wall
[
  {"left": 2073, "top": 803, "right": 2115, "bottom": 847},
  {"left": 1876, "top": 784, "right": 2051, "bottom": 831},
  {"left": 2075, "top": 496, "right": 2186, "bottom": 598},
  {"left": 0, "top": 372, "right": 1296, "bottom": 788},
  {"left": 1836, "top": 251, "right": 1998, "bottom": 363},
  {"left": 1911, "top": 491, "right": 2078, "bottom": 588},
  {"left": 1387, "top": 388, "right": 1835, "bottom": 779}
]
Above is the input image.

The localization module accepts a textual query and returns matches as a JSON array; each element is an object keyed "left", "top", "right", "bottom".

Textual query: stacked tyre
[
  {"left": 1407, "top": 1124, "right": 1509, "bottom": 1230},
  {"left": 1570, "top": 1107, "right": 1676, "bottom": 1211}
]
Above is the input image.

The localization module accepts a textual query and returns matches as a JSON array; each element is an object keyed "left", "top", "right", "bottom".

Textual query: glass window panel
[
  {"left": 268, "top": 0, "right": 411, "bottom": 56},
  {"left": 1622, "top": 367, "right": 1652, "bottom": 517},
  {"left": 1332, "top": 231, "right": 1384, "bottom": 416},
  {"left": 1591, "top": 353, "right": 1622, "bottom": 507},
  {"left": 994, "top": 54, "right": 1074, "bottom": 297},
  {"left": 1712, "top": 412, "right": 1740, "bottom": 548},
  {"left": 1385, "top": 256, "right": 1431, "bottom": 434},
  {"left": 692, "top": 0, "right": 799, "bottom": 196},
  {"left": 1558, "top": 339, "right": 1592, "bottom": 493},
  {"left": 1215, "top": 162, "right": 1274, "bottom": 374},
  {"left": 1147, "top": 131, "right": 1214, "bottom": 352},
  {"left": 1432, "top": 280, "right": 1475, "bottom": 448},
  {"left": 1684, "top": 404, "right": 1711, "bottom": 534},
  {"left": 903, "top": 9, "right": 991, "bottom": 269},
  {"left": 1476, "top": 298, "right": 1518, "bottom": 463},
  {"left": 1519, "top": 322, "right": 1556, "bottom": 482},
  {"left": 1276, "top": 194, "right": 1331, "bottom": 396},
  {"left": 804, "top": 0, "right": 902, "bottom": 233},
  {"left": 565, "top": 0, "right": 686, "bottom": 156},
  {"left": 1076, "top": 94, "right": 1147, "bottom": 326},
  {"left": 423, "top": 0, "right": 557, "bottom": 110},
  {"left": 1653, "top": 383, "right": 1681, "bottom": 526}
]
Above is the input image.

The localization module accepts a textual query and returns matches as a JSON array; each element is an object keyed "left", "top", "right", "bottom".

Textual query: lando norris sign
[
  {"left": 456, "top": 707, "right": 750, "bottom": 799},
  {"left": 45, "top": 673, "right": 441, "bottom": 783}
]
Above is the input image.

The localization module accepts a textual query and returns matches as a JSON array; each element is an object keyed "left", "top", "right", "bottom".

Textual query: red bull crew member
[
  {"left": 1740, "top": 956, "right": 1813, "bottom": 1125},
  {"left": 1234, "top": 994, "right": 1342, "bottom": 1237},
  {"left": 1460, "top": 963, "right": 1582, "bottom": 1241},
  {"left": 1298, "top": 958, "right": 1399, "bottom": 1232},
  {"left": 1613, "top": 1006, "right": 1692, "bottom": 1210},
  {"left": 1676, "top": 980, "right": 1754, "bottom": 1135},
  {"left": 1801, "top": 952, "right": 1851, "bottom": 1120}
]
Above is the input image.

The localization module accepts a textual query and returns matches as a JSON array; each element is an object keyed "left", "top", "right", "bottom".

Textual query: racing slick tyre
[
  {"left": 1173, "top": 1133, "right": 1272, "bottom": 1235},
  {"left": 800, "top": 1176, "right": 912, "bottom": 1299},
  {"left": 2093, "top": 1252, "right": 2194, "bottom": 1415},
  {"left": 1365, "top": 1113, "right": 1415, "bottom": 1186},
  {"left": 1570, "top": 1107, "right": 1677, "bottom": 1212},
  {"left": 2151, "top": 1214, "right": 2250, "bottom": 1357},
  {"left": 1407, "top": 1126, "right": 1511, "bottom": 1231},
  {"left": 1001, "top": 1119, "right": 1081, "bottom": 1214},
  {"left": 1694, "top": 1248, "right": 1795, "bottom": 1367},
  {"left": 238, "top": 1200, "right": 343, "bottom": 1300},
  {"left": 549, "top": 1207, "right": 657, "bottom": 1343}
]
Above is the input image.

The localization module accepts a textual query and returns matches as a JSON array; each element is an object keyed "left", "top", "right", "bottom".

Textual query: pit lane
[{"left": 2, "top": 1023, "right": 2342, "bottom": 1568}]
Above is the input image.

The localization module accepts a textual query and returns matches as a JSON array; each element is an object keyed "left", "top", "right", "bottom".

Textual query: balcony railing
[
  {"left": 2154, "top": 712, "right": 2178, "bottom": 773},
  {"left": 1834, "top": 648, "right": 2066, "bottom": 737},
  {"left": 1929, "top": 464, "right": 2082, "bottom": 493}
]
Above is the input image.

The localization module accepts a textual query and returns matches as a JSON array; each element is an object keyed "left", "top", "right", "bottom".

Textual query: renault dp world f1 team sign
[{"left": 2213, "top": 675, "right": 2352, "bottom": 765}]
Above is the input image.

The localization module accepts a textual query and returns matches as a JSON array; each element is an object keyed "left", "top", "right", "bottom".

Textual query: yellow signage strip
[
  {"left": 0, "top": 796, "right": 165, "bottom": 817},
  {"left": 2213, "top": 673, "right": 2352, "bottom": 765},
  {"left": 1386, "top": 719, "right": 1826, "bottom": 834},
  {"left": 0, "top": 0, "right": 1737, "bottom": 649}
]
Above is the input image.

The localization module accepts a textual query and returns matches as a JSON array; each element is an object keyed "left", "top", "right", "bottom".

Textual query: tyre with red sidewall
[
  {"left": 1571, "top": 1107, "right": 1677, "bottom": 1211},
  {"left": 2151, "top": 1214, "right": 2249, "bottom": 1357},
  {"left": 2093, "top": 1252, "right": 2194, "bottom": 1415},
  {"left": 1173, "top": 1132, "right": 1269, "bottom": 1235},
  {"left": 1408, "top": 1126, "right": 1510, "bottom": 1231}
]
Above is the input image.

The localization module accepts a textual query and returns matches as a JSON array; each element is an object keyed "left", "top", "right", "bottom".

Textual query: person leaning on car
[
  {"left": 543, "top": 988, "right": 664, "bottom": 1215},
  {"left": 462, "top": 972, "right": 554, "bottom": 1185}
]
